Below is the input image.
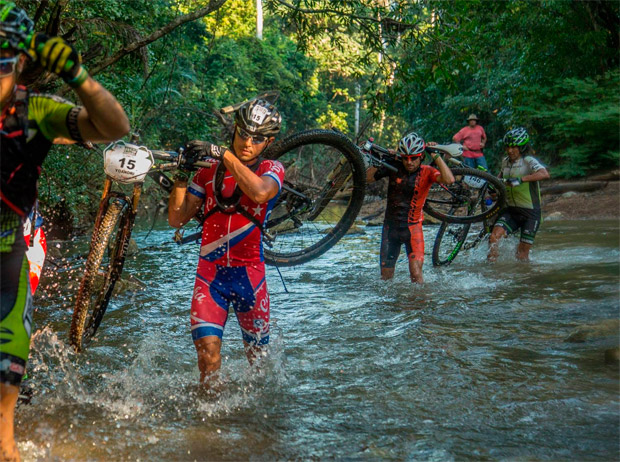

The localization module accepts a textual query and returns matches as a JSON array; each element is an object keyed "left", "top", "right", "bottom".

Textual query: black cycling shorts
[
  {"left": 495, "top": 207, "right": 541, "bottom": 245},
  {"left": 380, "top": 221, "right": 424, "bottom": 269},
  {"left": 0, "top": 211, "right": 33, "bottom": 386}
]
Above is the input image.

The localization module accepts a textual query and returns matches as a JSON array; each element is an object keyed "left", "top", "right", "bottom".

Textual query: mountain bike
[
  {"left": 360, "top": 139, "right": 506, "bottom": 224},
  {"left": 70, "top": 102, "right": 366, "bottom": 351},
  {"left": 432, "top": 212, "right": 496, "bottom": 266},
  {"left": 69, "top": 140, "right": 212, "bottom": 351},
  {"left": 431, "top": 158, "right": 501, "bottom": 266}
]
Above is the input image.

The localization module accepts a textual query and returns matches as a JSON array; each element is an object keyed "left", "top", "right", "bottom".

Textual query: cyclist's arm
[
  {"left": 74, "top": 77, "right": 130, "bottom": 142},
  {"left": 168, "top": 182, "right": 203, "bottom": 228},
  {"left": 522, "top": 168, "right": 550, "bottom": 182},
  {"left": 366, "top": 166, "right": 378, "bottom": 183},
  {"left": 222, "top": 152, "right": 279, "bottom": 204},
  {"left": 430, "top": 154, "right": 455, "bottom": 185}
]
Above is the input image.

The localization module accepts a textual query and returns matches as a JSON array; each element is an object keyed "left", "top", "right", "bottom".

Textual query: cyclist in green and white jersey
[
  {"left": 488, "top": 127, "right": 550, "bottom": 262},
  {"left": 0, "top": 2, "right": 129, "bottom": 459}
]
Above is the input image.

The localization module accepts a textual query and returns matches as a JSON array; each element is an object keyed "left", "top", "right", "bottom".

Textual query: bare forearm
[
  {"left": 522, "top": 169, "right": 550, "bottom": 182},
  {"left": 74, "top": 77, "right": 129, "bottom": 140},
  {"left": 366, "top": 167, "right": 377, "bottom": 183},
  {"left": 433, "top": 156, "right": 455, "bottom": 184},
  {"left": 223, "top": 152, "right": 273, "bottom": 203},
  {"left": 168, "top": 182, "right": 191, "bottom": 227}
]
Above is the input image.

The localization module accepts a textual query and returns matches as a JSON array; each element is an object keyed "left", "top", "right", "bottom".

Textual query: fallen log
[
  {"left": 541, "top": 181, "right": 607, "bottom": 195},
  {"left": 588, "top": 170, "right": 620, "bottom": 182}
]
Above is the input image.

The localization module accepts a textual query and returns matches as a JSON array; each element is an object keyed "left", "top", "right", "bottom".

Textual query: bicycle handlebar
[{"left": 151, "top": 149, "right": 213, "bottom": 169}]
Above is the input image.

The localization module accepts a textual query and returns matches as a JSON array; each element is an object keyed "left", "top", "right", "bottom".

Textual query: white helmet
[{"left": 397, "top": 132, "right": 426, "bottom": 158}]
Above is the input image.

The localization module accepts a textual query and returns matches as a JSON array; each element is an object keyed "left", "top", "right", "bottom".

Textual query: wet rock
[
  {"left": 366, "top": 218, "right": 384, "bottom": 226},
  {"left": 345, "top": 225, "right": 366, "bottom": 235},
  {"left": 545, "top": 211, "right": 564, "bottom": 221},
  {"left": 92, "top": 272, "right": 146, "bottom": 295},
  {"left": 113, "top": 273, "right": 146, "bottom": 294},
  {"left": 423, "top": 213, "right": 442, "bottom": 225},
  {"left": 565, "top": 319, "right": 620, "bottom": 343},
  {"left": 604, "top": 347, "right": 620, "bottom": 364},
  {"left": 562, "top": 191, "right": 578, "bottom": 198}
]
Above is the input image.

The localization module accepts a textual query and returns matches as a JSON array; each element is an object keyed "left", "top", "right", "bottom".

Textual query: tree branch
[
  {"left": 273, "top": 0, "right": 419, "bottom": 30},
  {"left": 88, "top": 0, "right": 228, "bottom": 77}
]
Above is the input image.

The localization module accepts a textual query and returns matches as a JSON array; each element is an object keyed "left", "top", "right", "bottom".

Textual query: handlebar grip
[
  {"left": 193, "top": 161, "right": 213, "bottom": 168},
  {"left": 372, "top": 144, "right": 391, "bottom": 155},
  {"left": 151, "top": 150, "right": 177, "bottom": 160}
]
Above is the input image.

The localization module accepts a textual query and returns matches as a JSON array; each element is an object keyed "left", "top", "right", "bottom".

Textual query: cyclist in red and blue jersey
[
  {"left": 366, "top": 132, "right": 454, "bottom": 284},
  {"left": 168, "top": 99, "right": 284, "bottom": 384}
]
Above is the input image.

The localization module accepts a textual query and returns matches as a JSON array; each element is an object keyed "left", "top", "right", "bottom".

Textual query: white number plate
[
  {"left": 464, "top": 174, "right": 487, "bottom": 189},
  {"left": 103, "top": 141, "right": 154, "bottom": 184}
]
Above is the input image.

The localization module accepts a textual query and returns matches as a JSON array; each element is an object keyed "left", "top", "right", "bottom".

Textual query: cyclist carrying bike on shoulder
[
  {"left": 0, "top": 2, "right": 129, "bottom": 459},
  {"left": 168, "top": 99, "right": 284, "bottom": 385},
  {"left": 366, "top": 132, "right": 454, "bottom": 284},
  {"left": 487, "top": 127, "right": 550, "bottom": 262}
]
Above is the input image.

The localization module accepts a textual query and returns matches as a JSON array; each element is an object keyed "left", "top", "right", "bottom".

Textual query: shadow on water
[{"left": 17, "top": 219, "right": 620, "bottom": 461}]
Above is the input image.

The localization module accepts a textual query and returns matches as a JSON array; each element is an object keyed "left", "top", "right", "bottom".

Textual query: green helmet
[
  {"left": 503, "top": 127, "right": 530, "bottom": 147},
  {"left": 0, "top": 1, "right": 33, "bottom": 54}
]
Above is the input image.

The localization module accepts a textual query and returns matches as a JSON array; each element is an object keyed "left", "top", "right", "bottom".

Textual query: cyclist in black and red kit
[{"left": 366, "top": 132, "right": 454, "bottom": 284}]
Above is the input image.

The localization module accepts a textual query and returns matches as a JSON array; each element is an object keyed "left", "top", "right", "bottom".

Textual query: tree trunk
[
  {"left": 256, "top": 0, "right": 263, "bottom": 40},
  {"left": 354, "top": 82, "right": 361, "bottom": 137},
  {"left": 541, "top": 181, "right": 608, "bottom": 195}
]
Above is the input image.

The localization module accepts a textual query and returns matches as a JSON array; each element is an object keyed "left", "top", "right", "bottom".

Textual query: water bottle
[{"left": 485, "top": 198, "right": 493, "bottom": 206}]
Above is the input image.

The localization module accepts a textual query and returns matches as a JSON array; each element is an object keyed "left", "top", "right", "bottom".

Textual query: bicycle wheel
[
  {"left": 423, "top": 168, "right": 505, "bottom": 224},
  {"left": 70, "top": 200, "right": 130, "bottom": 351},
  {"left": 262, "top": 129, "right": 366, "bottom": 266},
  {"left": 432, "top": 199, "right": 493, "bottom": 266},
  {"left": 432, "top": 217, "right": 471, "bottom": 266}
]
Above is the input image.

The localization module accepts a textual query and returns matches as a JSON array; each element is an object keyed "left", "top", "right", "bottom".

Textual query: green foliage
[
  {"left": 9, "top": 0, "right": 619, "bottom": 232},
  {"left": 515, "top": 71, "right": 620, "bottom": 177}
]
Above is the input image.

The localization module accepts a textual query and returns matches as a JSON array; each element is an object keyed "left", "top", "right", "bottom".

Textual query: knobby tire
[
  {"left": 423, "top": 168, "right": 505, "bottom": 224},
  {"left": 263, "top": 129, "right": 366, "bottom": 266},
  {"left": 70, "top": 200, "right": 128, "bottom": 351}
]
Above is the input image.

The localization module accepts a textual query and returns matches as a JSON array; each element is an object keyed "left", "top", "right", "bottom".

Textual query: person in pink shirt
[{"left": 452, "top": 114, "right": 488, "bottom": 170}]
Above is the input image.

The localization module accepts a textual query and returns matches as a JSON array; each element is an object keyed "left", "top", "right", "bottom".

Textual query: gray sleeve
[{"left": 524, "top": 156, "right": 545, "bottom": 173}]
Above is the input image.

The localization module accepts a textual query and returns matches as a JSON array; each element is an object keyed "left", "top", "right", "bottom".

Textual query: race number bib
[
  {"left": 464, "top": 174, "right": 487, "bottom": 189},
  {"left": 251, "top": 105, "right": 269, "bottom": 124},
  {"left": 104, "top": 141, "right": 154, "bottom": 184}
]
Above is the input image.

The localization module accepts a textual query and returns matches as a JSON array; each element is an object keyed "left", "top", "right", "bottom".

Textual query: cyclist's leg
[
  {"left": 191, "top": 260, "right": 230, "bottom": 382},
  {"left": 380, "top": 222, "right": 401, "bottom": 280},
  {"left": 1, "top": 233, "right": 32, "bottom": 462},
  {"left": 488, "top": 210, "right": 516, "bottom": 262},
  {"left": 0, "top": 382, "right": 19, "bottom": 462},
  {"left": 516, "top": 210, "right": 541, "bottom": 262},
  {"left": 404, "top": 223, "right": 424, "bottom": 284},
  {"left": 229, "top": 263, "right": 270, "bottom": 365}
]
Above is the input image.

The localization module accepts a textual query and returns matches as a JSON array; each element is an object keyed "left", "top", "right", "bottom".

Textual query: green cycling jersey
[
  {"left": 499, "top": 155, "right": 545, "bottom": 210},
  {"left": 1, "top": 85, "right": 82, "bottom": 386}
]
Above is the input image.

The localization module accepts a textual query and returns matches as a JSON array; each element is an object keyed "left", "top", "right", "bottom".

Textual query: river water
[{"left": 17, "top": 219, "right": 620, "bottom": 461}]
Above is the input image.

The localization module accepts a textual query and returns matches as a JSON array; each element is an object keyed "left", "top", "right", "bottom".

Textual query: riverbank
[
  {"left": 359, "top": 178, "right": 620, "bottom": 223},
  {"left": 543, "top": 180, "right": 619, "bottom": 220}
]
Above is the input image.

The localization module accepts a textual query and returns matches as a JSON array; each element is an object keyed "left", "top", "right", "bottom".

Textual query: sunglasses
[
  {"left": 236, "top": 126, "right": 268, "bottom": 145},
  {"left": 0, "top": 57, "right": 17, "bottom": 77}
]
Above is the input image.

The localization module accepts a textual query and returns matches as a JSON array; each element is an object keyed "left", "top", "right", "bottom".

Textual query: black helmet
[
  {"left": 235, "top": 99, "right": 281, "bottom": 137},
  {"left": 0, "top": 1, "right": 33, "bottom": 55}
]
